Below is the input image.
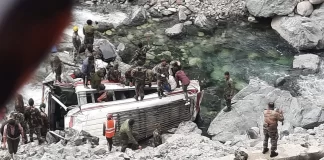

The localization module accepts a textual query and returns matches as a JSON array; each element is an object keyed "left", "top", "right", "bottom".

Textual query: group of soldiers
[{"left": 1, "top": 95, "right": 49, "bottom": 158}]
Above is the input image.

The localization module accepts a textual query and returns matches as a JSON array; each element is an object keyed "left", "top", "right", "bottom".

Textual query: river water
[{"left": 14, "top": 8, "right": 299, "bottom": 132}]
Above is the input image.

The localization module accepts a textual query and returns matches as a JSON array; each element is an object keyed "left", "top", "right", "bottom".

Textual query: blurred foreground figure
[{"left": 0, "top": 0, "right": 73, "bottom": 108}]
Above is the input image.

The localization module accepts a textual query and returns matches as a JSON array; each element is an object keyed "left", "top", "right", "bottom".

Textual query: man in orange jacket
[{"left": 103, "top": 113, "right": 116, "bottom": 151}]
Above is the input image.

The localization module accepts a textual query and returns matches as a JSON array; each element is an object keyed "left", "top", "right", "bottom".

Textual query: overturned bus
[{"left": 43, "top": 73, "right": 204, "bottom": 142}]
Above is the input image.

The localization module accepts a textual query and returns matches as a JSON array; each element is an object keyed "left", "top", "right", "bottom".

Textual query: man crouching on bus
[
  {"left": 103, "top": 114, "right": 116, "bottom": 152},
  {"left": 91, "top": 68, "right": 106, "bottom": 102},
  {"left": 120, "top": 119, "right": 142, "bottom": 152}
]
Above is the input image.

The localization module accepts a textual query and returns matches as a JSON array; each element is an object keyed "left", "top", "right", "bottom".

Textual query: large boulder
[
  {"left": 310, "top": 0, "right": 324, "bottom": 4},
  {"left": 194, "top": 14, "right": 215, "bottom": 31},
  {"left": 124, "top": 6, "right": 147, "bottom": 26},
  {"left": 293, "top": 54, "right": 320, "bottom": 73},
  {"left": 208, "top": 78, "right": 324, "bottom": 142},
  {"left": 271, "top": 15, "right": 324, "bottom": 50},
  {"left": 165, "top": 23, "right": 184, "bottom": 37},
  {"left": 296, "top": 1, "right": 314, "bottom": 17},
  {"left": 246, "top": 0, "right": 298, "bottom": 17}
]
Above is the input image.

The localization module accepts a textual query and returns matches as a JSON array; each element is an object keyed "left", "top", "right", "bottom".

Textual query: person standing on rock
[
  {"left": 263, "top": 102, "right": 284, "bottom": 157},
  {"left": 25, "top": 98, "right": 44, "bottom": 144},
  {"left": 50, "top": 56, "right": 63, "bottom": 83},
  {"left": 129, "top": 42, "right": 149, "bottom": 65},
  {"left": 119, "top": 119, "right": 141, "bottom": 152},
  {"left": 72, "top": 26, "right": 81, "bottom": 60},
  {"left": 14, "top": 94, "right": 28, "bottom": 144},
  {"left": 83, "top": 20, "right": 98, "bottom": 52},
  {"left": 175, "top": 67, "right": 190, "bottom": 105},
  {"left": 103, "top": 113, "right": 116, "bottom": 152},
  {"left": 82, "top": 54, "right": 95, "bottom": 89},
  {"left": 2, "top": 112, "right": 26, "bottom": 159},
  {"left": 107, "top": 63, "right": 121, "bottom": 83},
  {"left": 156, "top": 59, "right": 170, "bottom": 99},
  {"left": 39, "top": 103, "right": 49, "bottom": 139},
  {"left": 223, "top": 71, "right": 234, "bottom": 112}
]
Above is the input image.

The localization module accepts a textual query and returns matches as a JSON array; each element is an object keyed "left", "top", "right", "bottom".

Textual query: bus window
[{"left": 86, "top": 93, "right": 93, "bottom": 103}]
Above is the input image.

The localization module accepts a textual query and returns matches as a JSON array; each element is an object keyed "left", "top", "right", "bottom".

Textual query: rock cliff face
[
  {"left": 208, "top": 78, "right": 324, "bottom": 142},
  {"left": 246, "top": 0, "right": 298, "bottom": 17}
]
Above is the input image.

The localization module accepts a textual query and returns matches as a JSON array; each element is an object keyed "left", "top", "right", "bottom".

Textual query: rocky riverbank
[{"left": 1, "top": 121, "right": 324, "bottom": 160}]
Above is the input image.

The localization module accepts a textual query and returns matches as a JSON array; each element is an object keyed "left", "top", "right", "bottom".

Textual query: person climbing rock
[
  {"left": 175, "top": 67, "right": 190, "bottom": 105},
  {"left": 263, "top": 102, "right": 284, "bottom": 157},
  {"left": 83, "top": 19, "right": 98, "bottom": 52},
  {"left": 72, "top": 26, "right": 81, "bottom": 60},
  {"left": 2, "top": 112, "right": 25, "bottom": 159},
  {"left": 107, "top": 63, "right": 121, "bottom": 83},
  {"left": 50, "top": 56, "right": 63, "bottom": 83},
  {"left": 119, "top": 119, "right": 141, "bottom": 152},
  {"left": 131, "top": 61, "right": 146, "bottom": 101},
  {"left": 223, "top": 71, "right": 234, "bottom": 112},
  {"left": 39, "top": 103, "right": 49, "bottom": 139},
  {"left": 129, "top": 42, "right": 149, "bottom": 65},
  {"left": 82, "top": 54, "right": 95, "bottom": 89},
  {"left": 156, "top": 59, "right": 170, "bottom": 99},
  {"left": 103, "top": 113, "right": 116, "bottom": 152},
  {"left": 25, "top": 98, "right": 44, "bottom": 144}
]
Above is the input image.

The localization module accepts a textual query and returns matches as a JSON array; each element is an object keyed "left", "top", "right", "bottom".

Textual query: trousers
[
  {"left": 106, "top": 137, "right": 113, "bottom": 151},
  {"left": 7, "top": 138, "right": 20, "bottom": 154},
  {"left": 135, "top": 81, "right": 145, "bottom": 100},
  {"left": 263, "top": 126, "right": 278, "bottom": 151}
]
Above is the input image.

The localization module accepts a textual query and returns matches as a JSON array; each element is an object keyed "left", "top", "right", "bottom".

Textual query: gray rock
[
  {"left": 294, "top": 127, "right": 307, "bottom": 134},
  {"left": 307, "top": 129, "right": 316, "bottom": 135},
  {"left": 162, "top": 9, "right": 173, "bottom": 16},
  {"left": 46, "top": 132, "right": 61, "bottom": 144},
  {"left": 208, "top": 78, "right": 324, "bottom": 142},
  {"left": 246, "top": 0, "right": 298, "bottom": 17},
  {"left": 296, "top": 1, "right": 314, "bottom": 17},
  {"left": 310, "top": 0, "right": 324, "bottom": 4},
  {"left": 178, "top": 6, "right": 187, "bottom": 21},
  {"left": 234, "top": 150, "right": 248, "bottom": 160},
  {"left": 165, "top": 23, "right": 184, "bottom": 37},
  {"left": 148, "top": 8, "right": 163, "bottom": 18},
  {"left": 293, "top": 54, "right": 320, "bottom": 72},
  {"left": 271, "top": 15, "right": 324, "bottom": 50},
  {"left": 184, "top": 21, "right": 192, "bottom": 26},
  {"left": 279, "top": 121, "right": 294, "bottom": 138},
  {"left": 194, "top": 14, "right": 215, "bottom": 30},
  {"left": 175, "top": 121, "right": 202, "bottom": 135},
  {"left": 93, "top": 146, "right": 107, "bottom": 155},
  {"left": 125, "top": 6, "right": 147, "bottom": 26},
  {"left": 168, "top": 8, "right": 177, "bottom": 13},
  {"left": 248, "top": 16, "right": 258, "bottom": 23},
  {"left": 275, "top": 76, "right": 287, "bottom": 87}
]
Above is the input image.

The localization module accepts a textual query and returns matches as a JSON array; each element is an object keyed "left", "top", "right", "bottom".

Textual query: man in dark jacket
[
  {"left": 39, "top": 103, "right": 49, "bottom": 139},
  {"left": 25, "top": 98, "right": 44, "bottom": 144},
  {"left": 119, "top": 119, "right": 141, "bottom": 152},
  {"left": 175, "top": 68, "right": 190, "bottom": 105},
  {"left": 14, "top": 94, "right": 28, "bottom": 143},
  {"left": 82, "top": 55, "right": 95, "bottom": 89},
  {"left": 50, "top": 56, "right": 63, "bottom": 83}
]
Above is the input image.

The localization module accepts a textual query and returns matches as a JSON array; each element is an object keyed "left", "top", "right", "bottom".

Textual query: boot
[
  {"left": 223, "top": 106, "right": 231, "bottom": 112},
  {"left": 270, "top": 151, "right": 278, "bottom": 157},
  {"left": 158, "top": 92, "right": 162, "bottom": 99},
  {"left": 140, "top": 96, "right": 144, "bottom": 101},
  {"left": 262, "top": 148, "right": 269, "bottom": 154},
  {"left": 134, "top": 95, "right": 139, "bottom": 101}
]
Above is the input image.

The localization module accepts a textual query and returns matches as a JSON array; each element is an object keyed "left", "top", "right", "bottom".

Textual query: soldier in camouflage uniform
[
  {"left": 263, "top": 102, "right": 284, "bottom": 158},
  {"left": 107, "top": 63, "right": 121, "bottom": 83},
  {"left": 145, "top": 68, "right": 154, "bottom": 88},
  {"left": 14, "top": 94, "right": 28, "bottom": 144},
  {"left": 156, "top": 59, "right": 170, "bottom": 99},
  {"left": 152, "top": 123, "right": 162, "bottom": 147},
  {"left": 50, "top": 56, "right": 63, "bottom": 83},
  {"left": 83, "top": 20, "right": 98, "bottom": 52},
  {"left": 223, "top": 71, "right": 234, "bottom": 112},
  {"left": 129, "top": 42, "right": 149, "bottom": 65},
  {"left": 131, "top": 61, "right": 146, "bottom": 101},
  {"left": 124, "top": 65, "right": 136, "bottom": 87},
  {"left": 39, "top": 103, "right": 49, "bottom": 139},
  {"left": 25, "top": 98, "right": 44, "bottom": 144}
]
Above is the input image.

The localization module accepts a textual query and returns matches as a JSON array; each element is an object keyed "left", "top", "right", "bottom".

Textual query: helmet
[
  {"left": 28, "top": 98, "right": 34, "bottom": 106},
  {"left": 107, "top": 113, "right": 113, "bottom": 119},
  {"left": 73, "top": 26, "right": 78, "bottom": 32},
  {"left": 40, "top": 103, "right": 46, "bottom": 109}
]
